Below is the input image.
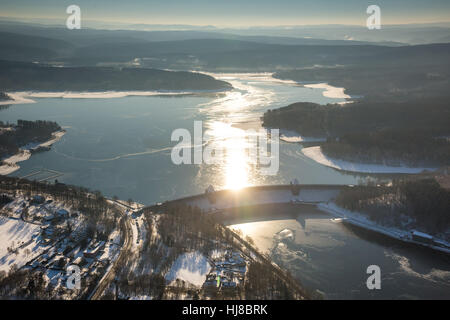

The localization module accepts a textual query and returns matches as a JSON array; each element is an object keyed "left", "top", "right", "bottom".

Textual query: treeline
[
  {"left": 16, "top": 120, "right": 60, "bottom": 130},
  {"left": 244, "top": 261, "right": 297, "bottom": 299},
  {"left": 0, "top": 119, "right": 61, "bottom": 159},
  {"left": 336, "top": 178, "right": 450, "bottom": 236},
  {"left": 0, "top": 60, "right": 231, "bottom": 92}
]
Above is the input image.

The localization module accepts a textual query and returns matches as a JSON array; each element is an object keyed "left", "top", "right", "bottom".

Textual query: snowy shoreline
[
  {"left": 0, "top": 130, "right": 66, "bottom": 175},
  {"left": 303, "top": 82, "right": 353, "bottom": 104},
  {"left": 279, "top": 129, "right": 326, "bottom": 143},
  {"left": 302, "top": 146, "right": 437, "bottom": 174},
  {"left": 318, "top": 202, "right": 450, "bottom": 254},
  {"left": 0, "top": 90, "right": 227, "bottom": 106}
]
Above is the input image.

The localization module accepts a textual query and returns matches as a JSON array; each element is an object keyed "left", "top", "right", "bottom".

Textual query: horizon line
[{"left": 1, "top": 16, "right": 450, "bottom": 30}]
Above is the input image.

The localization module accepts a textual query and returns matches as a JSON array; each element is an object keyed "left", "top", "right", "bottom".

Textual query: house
[
  {"left": 44, "top": 214, "right": 55, "bottom": 221},
  {"left": 83, "top": 241, "right": 106, "bottom": 258},
  {"left": 73, "top": 256, "right": 88, "bottom": 267},
  {"left": 221, "top": 280, "right": 237, "bottom": 289}
]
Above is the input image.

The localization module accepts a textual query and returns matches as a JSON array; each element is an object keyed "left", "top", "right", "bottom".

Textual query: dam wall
[{"left": 148, "top": 184, "right": 350, "bottom": 212}]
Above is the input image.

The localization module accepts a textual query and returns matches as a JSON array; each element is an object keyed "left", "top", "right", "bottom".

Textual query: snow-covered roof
[
  {"left": 57, "top": 209, "right": 69, "bottom": 215},
  {"left": 411, "top": 230, "right": 433, "bottom": 239}
]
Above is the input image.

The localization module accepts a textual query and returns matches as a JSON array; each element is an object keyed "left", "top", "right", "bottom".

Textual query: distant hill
[
  {"left": 0, "top": 21, "right": 402, "bottom": 47},
  {"left": 0, "top": 60, "right": 231, "bottom": 91},
  {"left": 0, "top": 31, "right": 73, "bottom": 61},
  {"left": 0, "top": 22, "right": 448, "bottom": 72}
]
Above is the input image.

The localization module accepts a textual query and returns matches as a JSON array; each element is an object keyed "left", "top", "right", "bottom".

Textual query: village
[{"left": 0, "top": 191, "right": 124, "bottom": 298}]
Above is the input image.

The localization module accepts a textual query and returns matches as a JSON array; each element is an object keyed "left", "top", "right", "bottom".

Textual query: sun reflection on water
[
  {"left": 205, "top": 122, "right": 251, "bottom": 190},
  {"left": 199, "top": 73, "right": 279, "bottom": 191}
]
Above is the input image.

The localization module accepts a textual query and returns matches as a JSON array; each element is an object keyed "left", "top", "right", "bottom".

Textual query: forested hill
[
  {"left": 263, "top": 99, "right": 450, "bottom": 137},
  {"left": 262, "top": 99, "right": 450, "bottom": 166},
  {"left": 0, "top": 60, "right": 231, "bottom": 92}
]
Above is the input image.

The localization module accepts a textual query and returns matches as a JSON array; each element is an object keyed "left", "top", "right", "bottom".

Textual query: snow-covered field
[
  {"left": 0, "top": 217, "right": 41, "bottom": 272},
  {"left": 165, "top": 251, "right": 212, "bottom": 287},
  {"left": 302, "top": 146, "right": 437, "bottom": 174}
]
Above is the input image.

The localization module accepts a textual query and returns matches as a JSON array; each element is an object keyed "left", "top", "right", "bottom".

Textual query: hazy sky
[{"left": 2, "top": 0, "right": 450, "bottom": 27}]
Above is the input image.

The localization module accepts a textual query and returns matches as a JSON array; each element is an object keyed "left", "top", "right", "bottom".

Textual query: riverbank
[
  {"left": 317, "top": 202, "right": 450, "bottom": 254},
  {"left": 0, "top": 130, "right": 66, "bottom": 175},
  {"left": 0, "top": 90, "right": 230, "bottom": 106},
  {"left": 279, "top": 129, "right": 326, "bottom": 143},
  {"left": 302, "top": 146, "right": 437, "bottom": 174},
  {"left": 303, "top": 83, "right": 352, "bottom": 104}
]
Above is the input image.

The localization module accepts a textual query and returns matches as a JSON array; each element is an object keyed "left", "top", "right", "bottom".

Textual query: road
[{"left": 89, "top": 203, "right": 133, "bottom": 300}]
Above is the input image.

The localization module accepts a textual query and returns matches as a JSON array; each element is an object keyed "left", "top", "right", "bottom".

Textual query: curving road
[{"left": 89, "top": 203, "right": 133, "bottom": 300}]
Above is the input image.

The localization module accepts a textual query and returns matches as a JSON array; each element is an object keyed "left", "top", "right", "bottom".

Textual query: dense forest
[
  {"left": 336, "top": 178, "right": 450, "bottom": 238},
  {"left": 0, "top": 120, "right": 61, "bottom": 159},
  {"left": 262, "top": 99, "right": 450, "bottom": 165},
  {"left": 263, "top": 99, "right": 450, "bottom": 137},
  {"left": 0, "top": 60, "right": 231, "bottom": 92}
]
